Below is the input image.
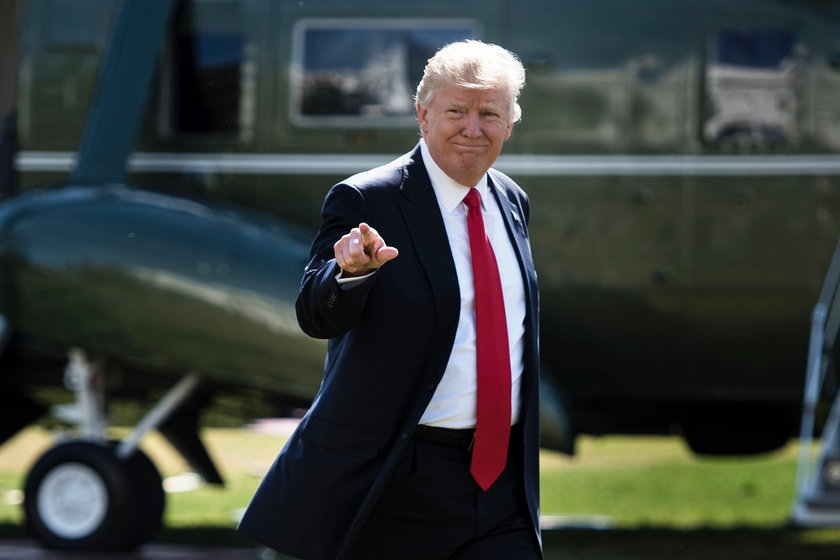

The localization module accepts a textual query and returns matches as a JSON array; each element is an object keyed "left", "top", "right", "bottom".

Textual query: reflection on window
[
  {"left": 292, "top": 21, "right": 478, "bottom": 126},
  {"left": 704, "top": 29, "right": 798, "bottom": 148},
  {"left": 161, "top": 3, "right": 255, "bottom": 138}
]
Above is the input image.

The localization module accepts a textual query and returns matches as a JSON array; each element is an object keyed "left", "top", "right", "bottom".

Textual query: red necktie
[{"left": 463, "top": 188, "right": 511, "bottom": 491}]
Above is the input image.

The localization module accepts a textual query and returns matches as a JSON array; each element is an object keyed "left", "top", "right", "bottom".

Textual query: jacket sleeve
[{"left": 295, "top": 183, "right": 378, "bottom": 339}]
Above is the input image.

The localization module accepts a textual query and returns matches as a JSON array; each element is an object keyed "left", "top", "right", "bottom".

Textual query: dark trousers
[{"left": 346, "top": 426, "right": 541, "bottom": 560}]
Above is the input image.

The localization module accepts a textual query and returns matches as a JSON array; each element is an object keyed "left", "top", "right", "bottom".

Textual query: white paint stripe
[{"left": 14, "top": 151, "right": 840, "bottom": 176}]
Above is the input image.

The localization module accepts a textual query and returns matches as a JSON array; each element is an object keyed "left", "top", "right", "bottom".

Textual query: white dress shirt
[{"left": 417, "top": 139, "right": 526, "bottom": 429}]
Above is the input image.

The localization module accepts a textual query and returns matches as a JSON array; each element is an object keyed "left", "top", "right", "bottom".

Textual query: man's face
[{"left": 417, "top": 85, "right": 514, "bottom": 187}]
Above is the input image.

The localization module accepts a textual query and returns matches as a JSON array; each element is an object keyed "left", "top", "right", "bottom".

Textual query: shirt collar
[{"left": 419, "top": 139, "right": 490, "bottom": 214}]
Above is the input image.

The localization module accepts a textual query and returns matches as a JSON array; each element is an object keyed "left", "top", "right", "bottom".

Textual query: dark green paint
[
  {"left": 8, "top": 0, "right": 840, "bottom": 453},
  {"left": 0, "top": 186, "right": 326, "bottom": 399}
]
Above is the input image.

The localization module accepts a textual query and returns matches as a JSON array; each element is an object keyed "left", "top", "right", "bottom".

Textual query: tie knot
[{"left": 463, "top": 188, "right": 481, "bottom": 209}]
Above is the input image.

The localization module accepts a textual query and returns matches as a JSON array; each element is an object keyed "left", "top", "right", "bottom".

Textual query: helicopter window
[
  {"left": 159, "top": 1, "right": 255, "bottom": 140},
  {"left": 703, "top": 29, "right": 799, "bottom": 149},
  {"left": 291, "top": 20, "right": 479, "bottom": 127}
]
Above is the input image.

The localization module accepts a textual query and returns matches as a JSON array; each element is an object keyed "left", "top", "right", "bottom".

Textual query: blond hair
[{"left": 415, "top": 40, "right": 526, "bottom": 123}]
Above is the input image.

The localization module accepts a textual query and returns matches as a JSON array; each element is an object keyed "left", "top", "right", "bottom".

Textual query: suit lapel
[
  {"left": 397, "top": 147, "right": 460, "bottom": 340},
  {"left": 488, "top": 174, "right": 538, "bottom": 307}
]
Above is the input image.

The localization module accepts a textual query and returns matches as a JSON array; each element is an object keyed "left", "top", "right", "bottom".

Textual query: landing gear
[
  {"left": 24, "top": 440, "right": 163, "bottom": 550},
  {"left": 22, "top": 349, "right": 206, "bottom": 550}
]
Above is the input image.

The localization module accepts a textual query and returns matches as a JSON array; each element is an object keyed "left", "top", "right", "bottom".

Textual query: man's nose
[{"left": 460, "top": 112, "right": 482, "bottom": 137}]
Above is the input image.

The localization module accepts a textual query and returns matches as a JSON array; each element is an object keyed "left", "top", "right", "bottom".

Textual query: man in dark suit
[{"left": 239, "top": 40, "right": 541, "bottom": 560}]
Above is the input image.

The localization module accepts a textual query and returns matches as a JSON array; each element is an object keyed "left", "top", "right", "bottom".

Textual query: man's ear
[{"left": 416, "top": 102, "right": 428, "bottom": 134}]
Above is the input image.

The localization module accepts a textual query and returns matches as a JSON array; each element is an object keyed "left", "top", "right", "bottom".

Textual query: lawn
[
  {"left": 540, "top": 436, "right": 798, "bottom": 528},
  {"left": 1, "top": 427, "right": 840, "bottom": 559}
]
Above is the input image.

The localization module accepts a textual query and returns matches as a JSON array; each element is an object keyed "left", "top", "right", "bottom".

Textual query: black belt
[{"left": 413, "top": 424, "right": 476, "bottom": 450}]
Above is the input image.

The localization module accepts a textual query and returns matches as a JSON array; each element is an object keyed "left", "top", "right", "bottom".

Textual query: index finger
[{"left": 359, "top": 222, "right": 379, "bottom": 244}]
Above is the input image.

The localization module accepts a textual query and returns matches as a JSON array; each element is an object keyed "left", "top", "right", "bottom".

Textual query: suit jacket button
[{"left": 401, "top": 432, "right": 408, "bottom": 440}]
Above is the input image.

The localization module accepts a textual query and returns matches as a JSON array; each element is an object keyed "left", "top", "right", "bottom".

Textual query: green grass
[
  {"left": 2, "top": 428, "right": 840, "bottom": 558},
  {"left": 540, "top": 436, "right": 799, "bottom": 528}
]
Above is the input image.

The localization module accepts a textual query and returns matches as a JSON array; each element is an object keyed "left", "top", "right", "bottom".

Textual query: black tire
[
  {"left": 680, "top": 404, "right": 793, "bottom": 455},
  {"left": 24, "top": 440, "right": 140, "bottom": 550},
  {"left": 123, "top": 447, "right": 165, "bottom": 548}
]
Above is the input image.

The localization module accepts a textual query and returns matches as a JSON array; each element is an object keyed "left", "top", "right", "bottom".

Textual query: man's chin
[
  {"left": 450, "top": 164, "right": 492, "bottom": 186},
  {"left": 458, "top": 154, "right": 491, "bottom": 172}
]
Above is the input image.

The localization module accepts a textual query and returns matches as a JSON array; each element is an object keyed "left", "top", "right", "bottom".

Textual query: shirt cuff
[{"left": 335, "top": 269, "right": 377, "bottom": 290}]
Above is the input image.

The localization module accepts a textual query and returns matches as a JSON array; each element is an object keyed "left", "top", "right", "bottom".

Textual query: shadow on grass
[
  {"left": 544, "top": 527, "right": 840, "bottom": 560},
  {"left": 2, "top": 523, "right": 840, "bottom": 560},
  {"left": 0, "top": 523, "right": 255, "bottom": 548},
  {"left": 0, "top": 524, "right": 24, "bottom": 540}
]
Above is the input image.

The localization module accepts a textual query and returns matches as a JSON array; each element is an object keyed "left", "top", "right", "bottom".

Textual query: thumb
[{"left": 375, "top": 245, "right": 399, "bottom": 264}]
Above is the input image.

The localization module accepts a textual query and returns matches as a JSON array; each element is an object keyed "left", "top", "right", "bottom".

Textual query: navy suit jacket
[{"left": 238, "top": 145, "right": 541, "bottom": 560}]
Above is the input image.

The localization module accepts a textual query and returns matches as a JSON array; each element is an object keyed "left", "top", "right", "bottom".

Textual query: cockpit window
[{"left": 291, "top": 20, "right": 479, "bottom": 127}]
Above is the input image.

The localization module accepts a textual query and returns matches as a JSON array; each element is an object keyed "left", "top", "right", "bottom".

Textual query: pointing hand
[{"left": 334, "top": 223, "right": 399, "bottom": 277}]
